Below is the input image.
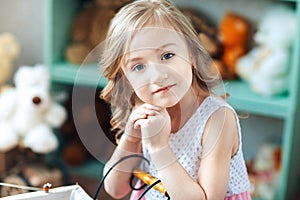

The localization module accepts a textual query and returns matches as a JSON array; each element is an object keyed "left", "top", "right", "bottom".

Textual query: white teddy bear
[
  {"left": 236, "top": 5, "right": 297, "bottom": 96},
  {"left": 0, "top": 65, "right": 67, "bottom": 154}
]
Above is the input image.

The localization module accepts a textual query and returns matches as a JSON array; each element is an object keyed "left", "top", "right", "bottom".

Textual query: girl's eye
[
  {"left": 133, "top": 64, "right": 145, "bottom": 71},
  {"left": 161, "top": 53, "right": 174, "bottom": 60}
]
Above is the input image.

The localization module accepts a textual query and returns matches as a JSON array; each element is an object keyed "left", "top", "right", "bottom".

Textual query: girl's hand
[
  {"left": 135, "top": 107, "right": 171, "bottom": 152},
  {"left": 124, "top": 103, "right": 162, "bottom": 143}
]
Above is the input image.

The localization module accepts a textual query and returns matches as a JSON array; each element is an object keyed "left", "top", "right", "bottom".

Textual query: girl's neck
[{"left": 167, "top": 88, "right": 207, "bottom": 133}]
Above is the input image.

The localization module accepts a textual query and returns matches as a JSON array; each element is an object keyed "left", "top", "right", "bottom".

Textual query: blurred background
[{"left": 0, "top": 0, "right": 299, "bottom": 200}]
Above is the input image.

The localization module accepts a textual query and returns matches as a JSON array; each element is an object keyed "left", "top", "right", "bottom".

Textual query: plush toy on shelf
[
  {"left": 236, "top": 5, "right": 297, "bottom": 96},
  {"left": 0, "top": 65, "right": 67, "bottom": 154},
  {"left": 247, "top": 144, "right": 282, "bottom": 200},
  {"left": 180, "top": 8, "right": 222, "bottom": 59},
  {"left": 0, "top": 33, "right": 20, "bottom": 93},
  {"left": 217, "top": 12, "right": 252, "bottom": 80},
  {"left": 65, "top": 0, "right": 132, "bottom": 64}
]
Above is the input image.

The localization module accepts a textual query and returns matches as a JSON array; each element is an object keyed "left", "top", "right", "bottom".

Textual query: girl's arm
[
  {"left": 104, "top": 103, "right": 161, "bottom": 199},
  {"left": 148, "top": 107, "right": 238, "bottom": 200},
  {"left": 197, "top": 107, "right": 239, "bottom": 199},
  {"left": 103, "top": 134, "right": 142, "bottom": 199}
]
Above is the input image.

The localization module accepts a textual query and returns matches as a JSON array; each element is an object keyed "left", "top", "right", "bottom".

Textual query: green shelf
[
  {"left": 227, "top": 80, "right": 290, "bottom": 118},
  {"left": 50, "top": 62, "right": 107, "bottom": 88},
  {"left": 46, "top": 153, "right": 104, "bottom": 179},
  {"left": 68, "top": 160, "right": 104, "bottom": 179}
]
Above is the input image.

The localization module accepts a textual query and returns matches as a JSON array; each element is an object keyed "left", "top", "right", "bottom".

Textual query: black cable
[
  {"left": 130, "top": 173, "right": 148, "bottom": 191},
  {"left": 137, "top": 179, "right": 161, "bottom": 200},
  {"left": 93, "top": 154, "right": 150, "bottom": 200},
  {"left": 137, "top": 179, "right": 170, "bottom": 200}
]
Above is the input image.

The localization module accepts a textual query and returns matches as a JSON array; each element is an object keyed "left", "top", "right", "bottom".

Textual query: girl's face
[{"left": 122, "top": 27, "right": 193, "bottom": 108}]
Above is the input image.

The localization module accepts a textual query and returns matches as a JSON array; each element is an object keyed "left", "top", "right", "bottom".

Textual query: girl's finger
[
  {"left": 134, "top": 118, "right": 150, "bottom": 129},
  {"left": 137, "top": 103, "right": 162, "bottom": 111},
  {"left": 130, "top": 113, "right": 148, "bottom": 123},
  {"left": 131, "top": 110, "right": 160, "bottom": 124},
  {"left": 134, "top": 109, "right": 155, "bottom": 116}
]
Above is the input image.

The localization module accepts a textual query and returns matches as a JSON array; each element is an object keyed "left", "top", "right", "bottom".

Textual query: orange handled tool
[{"left": 133, "top": 169, "right": 169, "bottom": 197}]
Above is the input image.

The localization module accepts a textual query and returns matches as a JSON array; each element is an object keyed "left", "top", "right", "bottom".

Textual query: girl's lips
[{"left": 153, "top": 84, "right": 176, "bottom": 94}]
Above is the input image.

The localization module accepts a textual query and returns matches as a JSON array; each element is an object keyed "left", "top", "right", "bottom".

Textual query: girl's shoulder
[
  {"left": 198, "top": 95, "right": 230, "bottom": 113},
  {"left": 198, "top": 95, "right": 238, "bottom": 128}
]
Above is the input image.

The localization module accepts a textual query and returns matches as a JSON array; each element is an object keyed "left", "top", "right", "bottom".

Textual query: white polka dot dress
[{"left": 141, "top": 96, "right": 250, "bottom": 199}]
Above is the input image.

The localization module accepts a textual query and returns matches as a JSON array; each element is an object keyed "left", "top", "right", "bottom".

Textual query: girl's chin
[
  {"left": 138, "top": 95, "right": 180, "bottom": 108},
  {"left": 151, "top": 100, "right": 179, "bottom": 108}
]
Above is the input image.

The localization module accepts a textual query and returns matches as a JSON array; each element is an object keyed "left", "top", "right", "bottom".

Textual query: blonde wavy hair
[{"left": 100, "top": 0, "right": 221, "bottom": 142}]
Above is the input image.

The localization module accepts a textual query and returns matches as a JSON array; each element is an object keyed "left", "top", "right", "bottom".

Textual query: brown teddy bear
[
  {"left": 180, "top": 8, "right": 222, "bottom": 58},
  {"left": 65, "top": 0, "right": 132, "bottom": 65}
]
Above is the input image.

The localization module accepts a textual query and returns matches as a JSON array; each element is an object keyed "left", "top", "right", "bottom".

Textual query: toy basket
[{"left": 0, "top": 185, "right": 92, "bottom": 200}]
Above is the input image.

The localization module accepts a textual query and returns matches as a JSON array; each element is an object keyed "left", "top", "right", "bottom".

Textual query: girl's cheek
[
  {"left": 130, "top": 76, "right": 151, "bottom": 92},
  {"left": 134, "top": 87, "right": 149, "bottom": 102}
]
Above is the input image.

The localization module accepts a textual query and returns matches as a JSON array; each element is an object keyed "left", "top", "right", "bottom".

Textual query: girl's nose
[{"left": 149, "top": 63, "right": 168, "bottom": 84}]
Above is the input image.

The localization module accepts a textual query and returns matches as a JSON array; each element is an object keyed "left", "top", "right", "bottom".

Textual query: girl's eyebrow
[
  {"left": 126, "top": 57, "right": 143, "bottom": 66},
  {"left": 155, "top": 43, "right": 177, "bottom": 51},
  {"left": 126, "top": 43, "right": 177, "bottom": 66}
]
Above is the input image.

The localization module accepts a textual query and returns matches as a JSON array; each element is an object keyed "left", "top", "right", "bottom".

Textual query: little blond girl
[{"left": 100, "top": 0, "right": 251, "bottom": 199}]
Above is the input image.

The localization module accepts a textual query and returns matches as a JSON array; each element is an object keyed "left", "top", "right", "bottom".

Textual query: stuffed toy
[
  {"left": 180, "top": 8, "right": 222, "bottom": 58},
  {"left": 65, "top": 0, "right": 132, "bottom": 64},
  {"left": 236, "top": 5, "right": 297, "bottom": 96},
  {"left": 217, "top": 12, "right": 252, "bottom": 80},
  {"left": 0, "top": 65, "right": 67, "bottom": 154},
  {"left": 0, "top": 33, "right": 20, "bottom": 93},
  {"left": 247, "top": 144, "right": 281, "bottom": 200}
]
